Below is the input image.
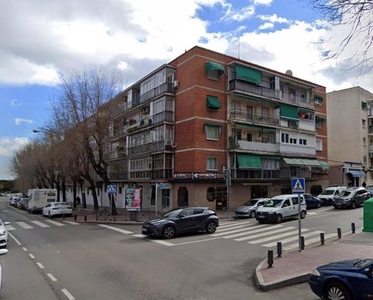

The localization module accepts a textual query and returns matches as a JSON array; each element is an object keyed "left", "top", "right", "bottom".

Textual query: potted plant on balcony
[{"left": 228, "top": 135, "right": 240, "bottom": 149}]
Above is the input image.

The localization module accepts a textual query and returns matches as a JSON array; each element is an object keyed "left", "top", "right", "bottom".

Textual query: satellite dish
[{"left": 285, "top": 70, "right": 293, "bottom": 76}]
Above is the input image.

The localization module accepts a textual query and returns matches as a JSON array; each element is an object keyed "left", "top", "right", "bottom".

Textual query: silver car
[
  {"left": 234, "top": 198, "right": 270, "bottom": 218},
  {"left": 0, "top": 219, "right": 9, "bottom": 248}
]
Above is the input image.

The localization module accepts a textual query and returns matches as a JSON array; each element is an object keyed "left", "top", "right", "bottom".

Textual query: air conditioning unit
[
  {"left": 165, "top": 139, "right": 173, "bottom": 146},
  {"left": 141, "top": 107, "right": 149, "bottom": 114},
  {"left": 173, "top": 80, "right": 179, "bottom": 88}
]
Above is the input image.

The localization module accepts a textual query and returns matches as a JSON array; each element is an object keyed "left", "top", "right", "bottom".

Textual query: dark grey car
[
  {"left": 234, "top": 198, "right": 270, "bottom": 218},
  {"left": 333, "top": 187, "right": 371, "bottom": 209},
  {"left": 142, "top": 207, "right": 219, "bottom": 239}
]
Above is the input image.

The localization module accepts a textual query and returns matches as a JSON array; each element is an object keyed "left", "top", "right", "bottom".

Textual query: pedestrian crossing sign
[
  {"left": 107, "top": 185, "right": 117, "bottom": 194},
  {"left": 291, "top": 178, "right": 305, "bottom": 194}
]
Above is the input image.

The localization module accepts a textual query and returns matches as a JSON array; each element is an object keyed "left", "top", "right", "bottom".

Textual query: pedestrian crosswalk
[
  {"left": 6, "top": 220, "right": 80, "bottom": 231},
  {"left": 214, "top": 220, "right": 339, "bottom": 250}
]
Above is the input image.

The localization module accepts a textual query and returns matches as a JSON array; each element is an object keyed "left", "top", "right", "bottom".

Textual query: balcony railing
[
  {"left": 229, "top": 110, "right": 280, "bottom": 126},
  {"left": 229, "top": 80, "right": 314, "bottom": 109}
]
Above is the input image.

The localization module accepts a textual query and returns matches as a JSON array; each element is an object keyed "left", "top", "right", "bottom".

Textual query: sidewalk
[{"left": 255, "top": 228, "right": 373, "bottom": 291}]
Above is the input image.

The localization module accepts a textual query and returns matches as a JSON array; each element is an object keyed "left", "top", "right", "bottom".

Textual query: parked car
[
  {"left": 17, "top": 198, "right": 30, "bottom": 210},
  {"left": 309, "top": 258, "right": 373, "bottom": 300},
  {"left": 234, "top": 198, "right": 270, "bottom": 218},
  {"left": 0, "top": 219, "right": 9, "bottom": 248},
  {"left": 42, "top": 202, "right": 73, "bottom": 218},
  {"left": 142, "top": 207, "right": 219, "bottom": 239},
  {"left": 317, "top": 186, "right": 347, "bottom": 206},
  {"left": 303, "top": 193, "right": 323, "bottom": 209},
  {"left": 366, "top": 185, "right": 373, "bottom": 195},
  {"left": 0, "top": 248, "right": 9, "bottom": 296},
  {"left": 255, "top": 194, "right": 307, "bottom": 223},
  {"left": 10, "top": 197, "right": 22, "bottom": 207},
  {"left": 333, "top": 187, "right": 371, "bottom": 209}
]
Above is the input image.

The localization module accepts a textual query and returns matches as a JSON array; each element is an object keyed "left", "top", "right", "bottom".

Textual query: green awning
[
  {"left": 283, "top": 158, "right": 305, "bottom": 166},
  {"left": 318, "top": 161, "right": 329, "bottom": 170},
  {"left": 235, "top": 65, "right": 262, "bottom": 85},
  {"left": 237, "top": 154, "right": 262, "bottom": 169},
  {"left": 316, "top": 115, "right": 326, "bottom": 120},
  {"left": 299, "top": 108, "right": 314, "bottom": 113},
  {"left": 302, "top": 159, "right": 321, "bottom": 167},
  {"left": 234, "top": 93, "right": 263, "bottom": 102},
  {"left": 280, "top": 103, "right": 299, "bottom": 120},
  {"left": 206, "top": 95, "right": 222, "bottom": 109},
  {"left": 235, "top": 123, "right": 276, "bottom": 132},
  {"left": 206, "top": 62, "right": 225, "bottom": 76}
]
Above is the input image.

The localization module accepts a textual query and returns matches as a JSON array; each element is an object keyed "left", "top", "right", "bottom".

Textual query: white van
[
  {"left": 28, "top": 189, "right": 57, "bottom": 213},
  {"left": 255, "top": 194, "right": 307, "bottom": 223},
  {"left": 317, "top": 186, "right": 347, "bottom": 206}
]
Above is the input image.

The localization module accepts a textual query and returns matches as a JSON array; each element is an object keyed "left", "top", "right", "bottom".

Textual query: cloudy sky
[{"left": 0, "top": 0, "right": 372, "bottom": 180}]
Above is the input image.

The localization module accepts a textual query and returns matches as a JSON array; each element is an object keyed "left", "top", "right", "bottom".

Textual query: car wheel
[
  {"left": 206, "top": 221, "right": 217, "bottom": 234},
  {"left": 317, "top": 202, "right": 321, "bottom": 208},
  {"left": 300, "top": 211, "right": 306, "bottom": 219},
  {"left": 249, "top": 210, "right": 256, "bottom": 218},
  {"left": 276, "top": 214, "right": 282, "bottom": 223},
  {"left": 351, "top": 201, "right": 357, "bottom": 209},
  {"left": 162, "top": 225, "right": 176, "bottom": 239},
  {"left": 325, "top": 282, "right": 352, "bottom": 300},
  {"left": 48, "top": 211, "right": 52, "bottom": 218}
]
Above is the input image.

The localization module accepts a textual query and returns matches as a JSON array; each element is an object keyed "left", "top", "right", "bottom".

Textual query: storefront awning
[
  {"left": 318, "top": 161, "right": 329, "bottom": 170},
  {"left": 283, "top": 158, "right": 304, "bottom": 166},
  {"left": 206, "top": 95, "right": 222, "bottom": 109},
  {"left": 283, "top": 158, "right": 321, "bottom": 167},
  {"left": 237, "top": 154, "right": 262, "bottom": 169},
  {"left": 302, "top": 159, "right": 321, "bottom": 167},
  {"left": 349, "top": 170, "right": 366, "bottom": 178},
  {"left": 206, "top": 62, "right": 225, "bottom": 76}
]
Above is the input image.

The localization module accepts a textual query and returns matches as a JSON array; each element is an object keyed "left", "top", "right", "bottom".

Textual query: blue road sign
[
  {"left": 292, "top": 178, "right": 305, "bottom": 194},
  {"left": 107, "top": 185, "right": 117, "bottom": 194}
]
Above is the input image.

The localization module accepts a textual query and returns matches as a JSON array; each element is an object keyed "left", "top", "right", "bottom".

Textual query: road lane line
[
  {"left": 22, "top": 247, "right": 28, "bottom": 251},
  {"left": 61, "top": 288, "right": 75, "bottom": 300},
  {"left": 219, "top": 224, "right": 276, "bottom": 239},
  {"left": 36, "top": 262, "right": 44, "bottom": 269},
  {"left": 45, "top": 220, "right": 65, "bottom": 226},
  {"left": 64, "top": 221, "right": 80, "bottom": 225},
  {"left": 29, "top": 254, "right": 35, "bottom": 259},
  {"left": 5, "top": 225, "right": 15, "bottom": 231},
  {"left": 250, "top": 229, "right": 310, "bottom": 244},
  {"left": 131, "top": 234, "right": 174, "bottom": 246},
  {"left": 47, "top": 273, "right": 58, "bottom": 282},
  {"left": 17, "top": 222, "right": 33, "bottom": 229},
  {"left": 170, "top": 237, "right": 220, "bottom": 246},
  {"left": 232, "top": 224, "right": 285, "bottom": 241},
  {"left": 31, "top": 221, "right": 50, "bottom": 228},
  {"left": 98, "top": 224, "right": 133, "bottom": 234},
  {"left": 8, "top": 232, "right": 21, "bottom": 245}
]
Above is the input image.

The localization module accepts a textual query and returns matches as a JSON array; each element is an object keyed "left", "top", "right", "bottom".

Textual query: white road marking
[
  {"left": 169, "top": 237, "right": 221, "bottom": 246},
  {"left": 17, "top": 222, "right": 33, "bottom": 229},
  {"left": 45, "top": 220, "right": 65, "bottom": 226},
  {"left": 250, "top": 228, "right": 311, "bottom": 244},
  {"left": 31, "top": 221, "right": 50, "bottom": 228},
  {"left": 22, "top": 247, "right": 28, "bottom": 251},
  {"left": 263, "top": 231, "right": 322, "bottom": 247},
  {"left": 218, "top": 224, "right": 275, "bottom": 239},
  {"left": 36, "top": 262, "right": 44, "bottom": 269},
  {"left": 98, "top": 224, "right": 133, "bottom": 234},
  {"left": 131, "top": 234, "right": 174, "bottom": 246},
  {"left": 8, "top": 232, "right": 21, "bottom": 245},
  {"left": 61, "top": 288, "right": 75, "bottom": 300},
  {"left": 5, "top": 225, "right": 15, "bottom": 231},
  {"left": 47, "top": 273, "right": 58, "bottom": 282},
  {"left": 283, "top": 232, "right": 338, "bottom": 250},
  {"left": 64, "top": 221, "right": 80, "bottom": 225},
  {"left": 239, "top": 227, "right": 297, "bottom": 243},
  {"left": 29, "top": 254, "right": 35, "bottom": 259},
  {"left": 233, "top": 224, "right": 285, "bottom": 241}
]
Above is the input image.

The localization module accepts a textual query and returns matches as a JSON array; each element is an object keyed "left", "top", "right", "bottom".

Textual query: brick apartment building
[{"left": 71, "top": 46, "right": 329, "bottom": 213}]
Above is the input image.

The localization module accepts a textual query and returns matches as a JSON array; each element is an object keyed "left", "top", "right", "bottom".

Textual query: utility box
[{"left": 363, "top": 198, "right": 373, "bottom": 232}]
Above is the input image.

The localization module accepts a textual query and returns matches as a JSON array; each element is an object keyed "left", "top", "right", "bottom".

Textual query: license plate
[{"left": 257, "top": 215, "right": 265, "bottom": 219}]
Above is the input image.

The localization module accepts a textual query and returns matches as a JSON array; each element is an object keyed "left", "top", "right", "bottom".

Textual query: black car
[
  {"left": 333, "top": 187, "right": 371, "bottom": 209},
  {"left": 309, "top": 258, "right": 373, "bottom": 300},
  {"left": 142, "top": 207, "right": 219, "bottom": 239},
  {"left": 303, "top": 193, "right": 323, "bottom": 209}
]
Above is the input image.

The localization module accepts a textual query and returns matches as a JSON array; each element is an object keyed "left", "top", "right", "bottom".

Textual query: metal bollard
[
  {"left": 84, "top": 215, "right": 87, "bottom": 222},
  {"left": 267, "top": 250, "right": 274, "bottom": 268},
  {"left": 301, "top": 236, "right": 305, "bottom": 250},
  {"left": 74, "top": 215, "right": 77, "bottom": 221},
  {"left": 351, "top": 223, "right": 356, "bottom": 234},
  {"left": 63, "top": 214, "right": 65, "bottom": 220},
  {"left": 320, "top": 232, "right": 325, "bottom": 245},
  {"left": 337, "top": 228, "right": 341, "bottom": 239},
  {"left": 277, "top": 242, "right": 282, "bottom": 257}
]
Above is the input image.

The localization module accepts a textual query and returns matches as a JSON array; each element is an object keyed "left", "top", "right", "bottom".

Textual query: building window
[
  {"left": 362, "top": 119, "right": 366, "bottom": 128},
  {"left": 363, "top": 137, "right": 367, "bottom": 146},
  {"left": 281, "top": 133, "right": 289, "bottom": 143},
  {"left": 316, "top": 139, "right": 323, "bottom": 151},
  {"left": 205, "top": 125, "right": 220, "bottom": 140},
  {"left": 299, "top": 139, "right": 307, "bottom": 145},
  {"left": 207, "top": 157, "right": 218, "bottom": 170},
  {"left": 290, "top": 138, "right": 297, "bottom": 144}
]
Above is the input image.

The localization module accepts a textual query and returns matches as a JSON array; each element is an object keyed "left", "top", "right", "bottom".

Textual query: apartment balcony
[
  {"left": 128, "top": 139, "right": 175, "bottom": 155},
  {"left": 279, "top": 143, "right": 316, "bottom": 156},
  {"left": 229, "top": 80, "right": 314, "bottom": 109},
  {"left": 237, "top": 140, "right": 279, "bottom": 153},
  {"left": 231, "top": 169, "right": 311, "bottom": 180},
  {"left": 369, "top": 144, "right": 373, "bottom": 153},
  {"left": 229, "top": 110, "right": 280, "bottom": 127}
]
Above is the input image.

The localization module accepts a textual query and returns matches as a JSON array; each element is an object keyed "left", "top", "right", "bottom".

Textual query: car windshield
[
  {"left": 263, "top": 199, "right": 283, "bottom": 207},
  {"left": 243, "top": 200, "right": 252, "bottom": 206},
  {"left": 162, "top": 208, "right": 184, "bottom": 218},
  {"left": 353, "top": 259, "right": 373, "bottom": 268},
  {"left": 340, "top": 190, "right": 352, "bottom": 197},
  {"left": 320, "top": 190, "right": 335, "bottom": 196}
]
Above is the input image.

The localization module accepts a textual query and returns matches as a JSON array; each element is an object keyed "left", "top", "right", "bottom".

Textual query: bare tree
[
  {"left": 310, "top": 0, "right": 373, "bottom": 72},
  {"left": 52, "top": 66, "right": 122, "bottom": 213}
]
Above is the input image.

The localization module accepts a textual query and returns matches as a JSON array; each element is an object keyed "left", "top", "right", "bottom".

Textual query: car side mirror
[
  {"left": 179, "top": 214, "right": 186, "bottom": 218},
  {"left": 3, "top": 222, "right": 9, "bottom": 226},
  {"left": 363, "top": 267, "right": 373, "bottom": 278}
]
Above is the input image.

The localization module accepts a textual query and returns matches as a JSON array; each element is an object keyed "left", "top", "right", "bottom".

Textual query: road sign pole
[
  {"left": 155, "top": 183, "right": 158, "bottom": 217},
  {"left": 298, "top": 193, "right": 301, "bottom": 252}
]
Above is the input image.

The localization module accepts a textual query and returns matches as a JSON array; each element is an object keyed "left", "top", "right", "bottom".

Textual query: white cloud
[
  {"left": 10, "top": 99, "right": 21, "bottom": 107},
  {"left": 0, "top": 137, "right": 29, "bottom": 157},
  {"left": 254, "top": 0, "right": 272, "bottom": 5},
  {"left": 258, "top": 23, "right": 274, "bottom": 30},
  {"left": 258, "top": 14, "right": 289, "bottom": 24},
  {"left": 15, "top": 118, "right": 33, "bottom": 126}
]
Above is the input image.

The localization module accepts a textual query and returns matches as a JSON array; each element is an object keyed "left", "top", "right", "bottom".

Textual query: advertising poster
[{"left": 125, "top": 188, "right": 141, "bottom": 211}]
